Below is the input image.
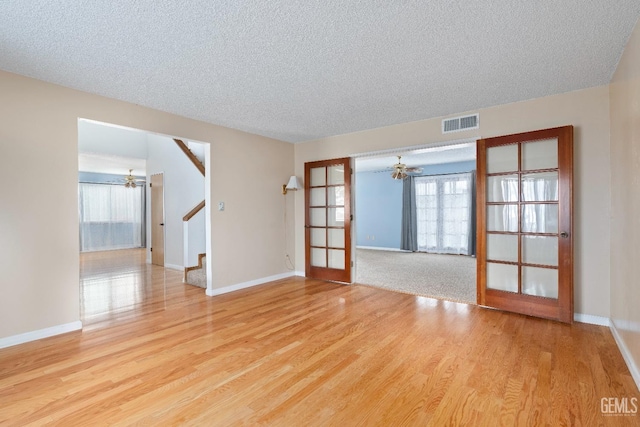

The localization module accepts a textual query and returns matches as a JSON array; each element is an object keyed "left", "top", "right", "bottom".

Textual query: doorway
[
  {"left": 150, "top": 173, "right": 165, "bottom": 266},
  {"left": 352, "top": 141, "right": 478, "bottom": 304}
]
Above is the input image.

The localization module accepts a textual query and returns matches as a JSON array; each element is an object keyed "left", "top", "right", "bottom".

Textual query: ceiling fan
[
  {"left": 123, "top": 169, "right": 145, "bottom": 188},
  {"left": 391, "top": 156, "right": 422, "bottom": 180}
]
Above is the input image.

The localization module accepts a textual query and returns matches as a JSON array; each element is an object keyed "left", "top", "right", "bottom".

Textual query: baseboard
[
  {"left": 356, "top": 246, "right": 409, "bottom": 252},
  {"left": 295, "top": 271, "right": 305, "bottom": 277},
  {"left": 0, "top": 321, "right": 83, "bottom": 350},
  {"left": 610, "top": 319, "right": 640, "bottom": 392},
  {"left": 206, "top": 272, "right": 296, "bottom": 297},
  {"left": 574, "top": 313, "right": 611, "bottom": 326},
  {"left": 164, "top": 263, "right": 183, "bottom": 271}
]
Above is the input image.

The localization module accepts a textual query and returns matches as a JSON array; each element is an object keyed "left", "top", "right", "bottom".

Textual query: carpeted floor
[{"left": 355, "top": 248, "right": 476, "bottom": 304}]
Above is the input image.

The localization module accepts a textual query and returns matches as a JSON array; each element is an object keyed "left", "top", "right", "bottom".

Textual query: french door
[
  {"left": 477, "top": 126, "right": 573, "bottom": 323},
  {"left": 304, "top": 157, "right": 352, "bottom": 283}
]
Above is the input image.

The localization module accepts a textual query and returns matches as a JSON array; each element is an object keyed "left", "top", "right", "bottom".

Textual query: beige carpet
[{"left": 356, "top": 248, "right": 476, "bottom": 304}]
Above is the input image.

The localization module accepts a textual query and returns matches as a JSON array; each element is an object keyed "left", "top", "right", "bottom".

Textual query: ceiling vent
[{"left": 442, "top": 114, "right": 479, "bottom": 134}]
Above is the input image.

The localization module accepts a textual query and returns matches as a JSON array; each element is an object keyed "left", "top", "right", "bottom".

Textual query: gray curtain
[
  {"left": 468, "top": 171, "right": 477, "bottom": 256},
  {"left": 401, "top": 176, "right": 418, "bottom": 251}
]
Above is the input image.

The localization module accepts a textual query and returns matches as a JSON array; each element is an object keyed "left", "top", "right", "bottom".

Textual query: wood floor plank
[{"left": 0, "top": 249, "right": 638, "bottom": 425}]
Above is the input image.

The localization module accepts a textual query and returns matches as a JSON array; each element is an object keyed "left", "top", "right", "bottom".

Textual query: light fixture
[{"left": 282, "top": 176, "right": 302, "bottom": 194}]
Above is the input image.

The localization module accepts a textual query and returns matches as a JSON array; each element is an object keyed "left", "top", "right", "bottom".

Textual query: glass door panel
[
  {"left": 487, "top": 205, "right": 519, "bottom": 232},
  {"left": 478, "top": 126, "right": 573, "bottom": 323},
  {"left": 487, "top": 234, "right": 518, "bottom": 263},
  {"left": 487, "top": 263, "right": 519, "bottom": 293},
  {"left": 522, "top": 236, "right": 558, "bottom": 266},
  {"left": 521, "top": 204, "right": 558, "bottom": 233},
  {"left": 522, "top": 138, "right": 558, "bottom": 170},
  {"left": 487, "top": 175, "right": 519, "bottom": 202},
  {"left": 487, "top": 144, "right": 518, "bottom": 173},
  {"left": 521, "top": 172, "right": 558, "bottom": 202},
  {"left": 522, "top": 267, "right": 558, "bottom": 298}
]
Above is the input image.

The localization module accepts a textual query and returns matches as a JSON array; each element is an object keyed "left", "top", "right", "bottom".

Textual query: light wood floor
[{"left": 0, "top": 249, "right": 638, "bottom": 425}]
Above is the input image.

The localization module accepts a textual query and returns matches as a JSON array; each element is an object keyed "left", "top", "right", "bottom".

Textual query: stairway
[{"left": 185, "top": 253, "right": 206, "bottom": 289}]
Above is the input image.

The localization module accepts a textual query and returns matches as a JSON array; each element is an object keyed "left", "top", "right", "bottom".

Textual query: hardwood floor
[{"left": 0, "top": 250, "right": 638, "bottom": 425}]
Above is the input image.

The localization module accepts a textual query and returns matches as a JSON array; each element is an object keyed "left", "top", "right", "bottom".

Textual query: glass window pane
[
  {"left": 522, "top": 236, "right": 558, "bottom": 266},
  {"left": 310, "top": 228, "right": 326, "bottom": 247},
  {"left": 487, "top": 262, "right": 518, "bottom": 293},
  {"left": 487, "top": 205, "right": 518, "bottom": 232},
  {"left": 328, "top": 186, "right": 344, "bottom": 206},
  {"left": 522, "top": 138, "right": 558, "bottom": 170},
  {"left": 311, "top": 248, "right": 327, "bottom": 267},
  {"left": 487, "top": 144, "right": 518, "bottom": 173},
  {"left": 328, "top": 249, "right": 345, "bottom": 269},
  {"left": 522, "top": 204, "right": 558, "bottom": 233},
  {"left": 311, "top": 167, "right": 326, "bottom": 186},
  {"left": 310, "top": 188, "right": 326, "bottom": 206},
  {"left": 328, "top": 208, "right": 345, "bottom": 226},
  {"left": 521, "top": 172, "right": 558, "bottom": 202},
  {"left": 328, "top": 165, "right": 344, "bottom": 185},
  {"left": 328, "top": 229, "right": 344, "bottom": 248},
  {"left": 310, "top": 208, "right": 326, "bottom": 226},
  {"left": 487, "top": 234, "right": 518, "bottom": 262},
  {"left": 487, "top": 174, "right": 519, "bottom": 202},
  {"left": 522, "top": 266, "right": 558, "bottom": 299}
]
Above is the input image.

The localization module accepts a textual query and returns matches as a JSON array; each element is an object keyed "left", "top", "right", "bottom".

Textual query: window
[
  {"left": 415, "top": 172, "right": 473, "bottom": 255},
  {"left": 79, "top": 183, "right": 146, "bottom": 252}
]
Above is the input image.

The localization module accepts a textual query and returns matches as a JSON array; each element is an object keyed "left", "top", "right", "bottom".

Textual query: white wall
[
  {"left": 146, "top": 134, "right": 205, "bottom": 269},
  {"left": 609, "top": 17, "right": 640, "bottom": 389}
]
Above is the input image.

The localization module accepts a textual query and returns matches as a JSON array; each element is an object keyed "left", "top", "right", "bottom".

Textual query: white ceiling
[
  {"left": 356, "top": 142, "right": 476, "bottom": 172},
  {"left": 78, "top": 152, "right": 146, "bottom": 176},
  {"left": 1, "top": 2, "right": 638, "bottom": 143}
]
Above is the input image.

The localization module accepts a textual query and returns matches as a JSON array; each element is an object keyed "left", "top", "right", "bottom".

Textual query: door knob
[
  {"left": 560, "top": 232, "right": 568, "bottom": 238},
  {"left": 160, "top": 223, "right": 165, "bottom": 226}
]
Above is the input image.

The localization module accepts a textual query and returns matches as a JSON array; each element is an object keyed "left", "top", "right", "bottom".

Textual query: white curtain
[
  {"left": 79, "top": 183, "right": 145, "bottom": 252},
  {"left": 416, "top": 173, "right": 473, "bottom": 255}
]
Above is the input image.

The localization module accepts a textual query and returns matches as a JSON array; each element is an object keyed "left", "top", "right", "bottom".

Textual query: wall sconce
[{"left": 282, "top": 176, "right": 302, "bottom": 195}]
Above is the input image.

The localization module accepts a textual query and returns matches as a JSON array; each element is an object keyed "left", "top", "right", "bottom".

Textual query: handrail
[
  {"left": 183, "top": 200, "right": 205, "bottom": 221},
  {"left": 174, "top": 138, "right": 205, "bottom": 176}
]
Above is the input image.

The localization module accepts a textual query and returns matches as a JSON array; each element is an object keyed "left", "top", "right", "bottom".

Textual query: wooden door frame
[
  {"left": 304, "top": 157, "right": 352, "bottom": 283},
  {"left": 476, "top": 126, "right": 573, "bottom": 323}
]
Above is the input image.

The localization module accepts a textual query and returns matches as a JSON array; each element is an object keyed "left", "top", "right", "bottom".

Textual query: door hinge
[
  {"left": 350, "top": 214, "right": 353, "bottom": 221},
  {"left": 351, "top": 261, "right": 354, "bottom": 267},
  {"left": 149, "top": 183, "right": 152, "bottom": 187},
  {"left": 150, "top": 247, "right": 152, "bottom": 252}
]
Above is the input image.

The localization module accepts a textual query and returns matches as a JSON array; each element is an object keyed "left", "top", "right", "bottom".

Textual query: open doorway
[
  {"left": 353, "top": 140, "right": 478, "bottom": 304},
  {"left": 78, "top": 119, "right": 211, "bottom": 320}
]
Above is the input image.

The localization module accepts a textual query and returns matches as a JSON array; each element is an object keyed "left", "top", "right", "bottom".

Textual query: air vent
[{"left": 442, "top": 114, "right": 479, "bottom": 134}]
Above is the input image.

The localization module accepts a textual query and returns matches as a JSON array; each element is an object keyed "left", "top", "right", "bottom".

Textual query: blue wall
[
  {"left": 355, "top": 160, "right": 476, "bottom": 249},
  {"left": 79, "top": 171, "right": 145, "bottom": 184}
]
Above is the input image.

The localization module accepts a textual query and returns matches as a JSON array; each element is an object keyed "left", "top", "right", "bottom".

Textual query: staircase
[
  {"left": 185, "top": 253, "right": 206, "bottom": 288},
  {"left": 175, "top": 138, "right": 207, "bottom": 289}
]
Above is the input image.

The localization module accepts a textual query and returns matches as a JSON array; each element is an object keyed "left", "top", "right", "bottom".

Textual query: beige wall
[
  {"left": 294, "top": 85, "right": 611, "bottom": 318},
  {"left": 610, "top": 19, "right": 640, "bottom": 383},
  {"left": 0, "top": 70, "right": 294, "bottom": 339}
]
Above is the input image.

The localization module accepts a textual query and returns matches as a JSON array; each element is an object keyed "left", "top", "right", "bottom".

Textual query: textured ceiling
[{"left": 1, "top": 2, "right": 638, "bottom": 143}]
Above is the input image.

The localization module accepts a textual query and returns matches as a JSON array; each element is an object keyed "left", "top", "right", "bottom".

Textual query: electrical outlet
[{"left": 218, "top": 202, "right": 225, "bottom": 211}]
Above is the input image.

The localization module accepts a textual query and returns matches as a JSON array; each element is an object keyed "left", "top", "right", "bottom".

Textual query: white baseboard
[
  {"left": 206, "top": 272, "right": 295, "bottom": 297},
  {"left": 164, "top": 263, "right": 183, "bottom": 271},
  {"left": 610, "top": 319, "right": 640, "bottom": 392},
  {"left": 0, "top": 321, "right": 83, "bottom": 350},
  {"left": 356, "top": 246, "right": 408, "bottom": 252},
  {"left": 574, "top": 313, "right": 611, "bottom": 326},
  {"left": 295, "top": 271, "right": 305, "bottom": 277}
]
